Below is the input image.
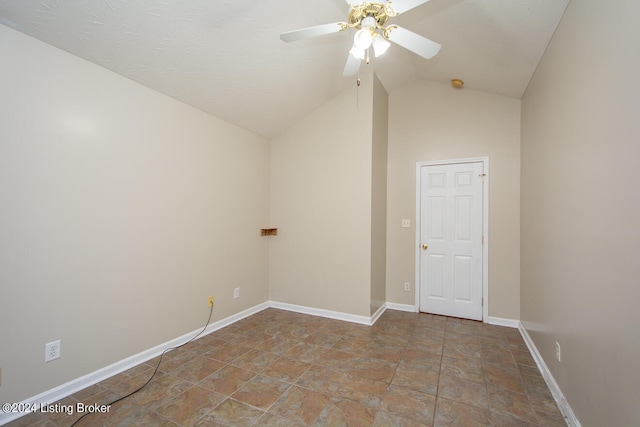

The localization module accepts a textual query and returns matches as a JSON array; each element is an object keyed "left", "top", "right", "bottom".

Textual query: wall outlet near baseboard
[
  {"left": 555, "top": 341, "right": 561, "bottom": 362},
  {"left": 234, "top": 287, "right": 240, "bottom": 299},
  {"left": 404, "top": 282, "right": 410, "bottom": 292},
  {"left": 45, "top": 340, "right": 61, "bottom": 362}
]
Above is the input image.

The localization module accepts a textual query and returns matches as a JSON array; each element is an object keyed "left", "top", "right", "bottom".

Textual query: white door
[{"left": 418, "top": 162, "right": 484, "bottom": 320}]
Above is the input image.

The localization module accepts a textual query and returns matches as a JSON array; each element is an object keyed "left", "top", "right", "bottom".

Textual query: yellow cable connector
[{"left": 208, "top": 296, "right": 215, "bottom": 307}]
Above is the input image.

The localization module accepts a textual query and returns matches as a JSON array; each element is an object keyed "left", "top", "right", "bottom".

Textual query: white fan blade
[
  {"left": 386, "top": 0, "right": 431, "bottom": 15},
  {"left": 280, "top": 22, "right": 346, "bottom": 43},
  {"left": 343, "top": 53, "right": 361, "bottom": 76},
  {"left": 385, "top": 25, "right": 441, "bottom": 59}
]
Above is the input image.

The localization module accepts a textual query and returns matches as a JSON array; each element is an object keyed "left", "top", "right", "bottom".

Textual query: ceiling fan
[{"left": 280, "top": 0, "right": 441, "bottom": 76}]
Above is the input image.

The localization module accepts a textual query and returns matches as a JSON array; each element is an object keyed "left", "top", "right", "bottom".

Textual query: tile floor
[{"left": 8, "top": 308, "right": 567, "bottom": 426}]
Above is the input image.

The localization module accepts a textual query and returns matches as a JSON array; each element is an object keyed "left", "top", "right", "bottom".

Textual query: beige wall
[
  {"left": 520, "top": 0, "right": 640, "bottom": 425},
  {"left": 387, "top": 80, "right": 521, "bottom": 319},
  {"left": 0, "top": 25, "right": 269, "bottom": 404},
  {"left": 370, "top": 75, "right": 388, "bottom": 315},
  {"left": 269, "top": 75, "right": 375, "bottom": 317}
]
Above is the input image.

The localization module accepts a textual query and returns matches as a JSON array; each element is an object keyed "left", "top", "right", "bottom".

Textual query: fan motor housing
[{"left": 348, "top": 2, "right": 391, "bottom": 29}]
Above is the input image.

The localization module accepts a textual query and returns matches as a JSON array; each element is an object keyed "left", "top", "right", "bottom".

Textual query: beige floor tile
[
  {"left": 255, "top": 335, "right": 299, "bottom": 355},
  {"left": 488, "top": 388, "right": 538, "bottom": 424},
  {"left": 296, "top": 364, "right": 346, "bottom": 394},
  {"left": 130, "top": 373, "right": 192, "bottom": 409},
  {"left": 392, "top": 364, "right": 440, "bottom": 395},
  {"left": 440, "top": 356, "right": 485, "bottom": 384},
  {"left": 372, "top": 410, "right": 431, "bottom": 427},
  {"left": 168, "top": 355, "right": 225, "bottom": 383},
  {"left": 381, "top": 385, "right": 437, "bottom": 425},
  {"left": 203, "top": 341, "right": 252, "bottom": 363},
  {"left": 332, "top": 336, "right": 372, "bottom": 354},
  {"left": 229, "top": 348, "right": 280, "bottom": 373},
  {"left": 483, "top": 365, "right": 526, "bottom": 393},
  {"left": 334, "top": 375, "right": 389, "bottom": 408},
  {"left": 270, "top": 385, "right": 331, "bottom": 425},
  {"left": 197, "top": 365, "right": 256, "bottom": 395},
  {"left": 350, "top": 356, "right": 398, "bottom": 383},
  {"left": 230, "top": 375, "right": 291, "bottom": 410},
  {"left": 262, "top": 356, "right": 312, "bottom": 383},
  {"left": 433, "top": 397, "right": 492, "bottom": 427},
  {"left": 152, "top": 385, "right": 225, "bottom": 425},
  {"left": 195, "top": 398, "right": 264, "bottom": 427},
  {"left": 312, "top": 397, "right": 378, "bottom": 427},
  {"left": 437, "top": 374, "right": 490, "bottom": 409}
]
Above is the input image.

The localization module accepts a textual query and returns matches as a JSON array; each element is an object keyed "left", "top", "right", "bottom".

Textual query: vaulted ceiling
[{"left": 0, "top": 0, "right": 568, "bottom": 138}]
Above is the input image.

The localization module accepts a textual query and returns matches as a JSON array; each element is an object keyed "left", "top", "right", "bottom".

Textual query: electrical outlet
[
  {"left": 401, "top": 219, "right": 411, "bottom": 228},
  {"left": 404, "top": 282, "right": 411, "bottom": 291},
  {"left": 208, "top": 296, "right": 215, "bottom": 307},
  {"left": 45, "top": 340, "right": 61, "bottom": 362},
  {"left": 555, "top": 341, "right": 561, "bottom": 362},
  {"left": 234, "top": 287, "right": 240, "bottom": 299}
]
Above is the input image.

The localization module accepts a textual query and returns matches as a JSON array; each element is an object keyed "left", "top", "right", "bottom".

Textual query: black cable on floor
[{"left": 70, "top": 303, "right": 214, "bottom": 427}]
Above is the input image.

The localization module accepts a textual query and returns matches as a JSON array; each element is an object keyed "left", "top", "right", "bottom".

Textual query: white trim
[
  {"left": 370, "top": 303, "right": 387, "bottom": 324},
  {"left": 414, "top": 157, "right": 490, "bottom": 321},
  {"left": 385, "top": 302, "right": 418, "bottom": 313},
  {"left": 485, "top": 316, "right": 519, "bottom": 328},
  {"left": 518, "top": 322, "right": 582, "bottom": 427},
  {"left": 268, "top": 301, "right": 373, "bottom": 325},
  {"left": 0, "top": 302, "right": 269, "bottom": 426}
]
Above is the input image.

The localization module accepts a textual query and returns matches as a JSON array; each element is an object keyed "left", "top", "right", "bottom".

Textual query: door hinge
[{"left": 479, "top": 173, "right": 486, "bottom": 183}]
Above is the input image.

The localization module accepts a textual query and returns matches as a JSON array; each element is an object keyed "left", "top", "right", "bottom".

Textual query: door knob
[{"left": 422, "top": 243, "right": 428, "bottom": 250}]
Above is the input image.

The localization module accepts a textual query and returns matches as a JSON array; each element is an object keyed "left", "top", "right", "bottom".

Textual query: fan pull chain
[{"left": 356, "top": 69, "right": 361, "bottom": 109}]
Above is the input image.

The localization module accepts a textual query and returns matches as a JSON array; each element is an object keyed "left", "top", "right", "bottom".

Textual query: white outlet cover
[
  {"left": 401, "top": 219, "right": 411, "bottom": 228},
  {"left": 45, "top": 340, "right": 61, "bottom": 362}
]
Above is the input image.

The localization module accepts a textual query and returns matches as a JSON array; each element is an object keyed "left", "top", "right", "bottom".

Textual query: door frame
[{"left": 414, "top": 157, "right": 489, "bottom": 322}]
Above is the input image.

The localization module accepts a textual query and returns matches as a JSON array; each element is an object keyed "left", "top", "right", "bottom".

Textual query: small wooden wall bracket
[{"left": 260, "top": 228, "right": 278, "bottom": 236}]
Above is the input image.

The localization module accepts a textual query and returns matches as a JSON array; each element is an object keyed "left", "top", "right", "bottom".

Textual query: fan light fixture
[
  {"left": 354, "top": 28, "right": 373, "bottom": 50},
  {"left": 280, "top": 1, "right": 442, "bottom": 77},
  {"left": 372, "top": 33, "right": 391, "bottom": 57},
  {"left": 349, "top": 44, "right": 366, "bottom": 60}
]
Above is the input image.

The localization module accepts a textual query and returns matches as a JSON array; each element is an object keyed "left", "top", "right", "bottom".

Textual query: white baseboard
[
  {"left": 385, "top": 302, "right": 418, "bottom": 313},
  {"left": 0, "top": 302, "right": 269, "bottom": 426},
  {"left": 268, "top": 301, "right": 374, "bottom": 325},
  {"left": 370, "top": 303, "right": 387, "bottom": 325},
  {"left": 486, "top": 316, "right": 520, "bottom": 328},
  {"left": 518, "top": 322, "right": 581, "bottom": 427}
]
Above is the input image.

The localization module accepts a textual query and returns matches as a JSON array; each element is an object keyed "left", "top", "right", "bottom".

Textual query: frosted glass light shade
[
  {"left": 349, "top": 44, "right": 366, "bottom": 60},
  {"left": 372, "top": 34, "right": 390, "bottom": 57},
  {"left": 353, "top": 28, "right": 373, "bottom": 50}
]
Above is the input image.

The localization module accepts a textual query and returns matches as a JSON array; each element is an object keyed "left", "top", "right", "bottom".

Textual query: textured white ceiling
[{"left": 0, "top": 0, "right": 568, "bottom": 138}]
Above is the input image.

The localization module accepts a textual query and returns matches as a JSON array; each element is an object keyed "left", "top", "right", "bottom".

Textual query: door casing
[{"left": 414, "top": 157, "right": 489, "bottom": 321}]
